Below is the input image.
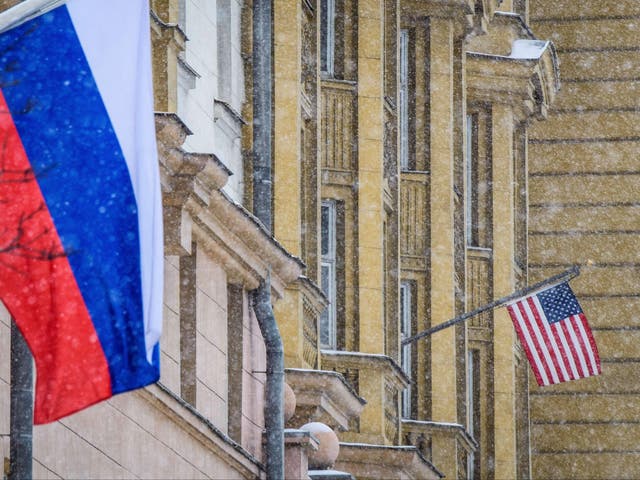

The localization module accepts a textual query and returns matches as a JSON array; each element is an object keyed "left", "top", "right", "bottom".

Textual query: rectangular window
[
  {"left": 320, "top": 0, "right": 336, "bottom": 76},
  {"left": 320, "top": 200, "right": 337, "bottom": 349},
  {"left": 400, "top": 280, "right": 412, "bottom": 417},
  {"left": 178, "top": 0, "right": 186, "bottom": 30},
  {"left": 467, "top": 349, "right": 481, "bottom": 479},
  {"left": 399, "top": 29, "right": 410, "bottom": 170},
  {"left": 217, "top": 0, "right": 232, "bottom": 101},
  {"left": 465, "top": 113, "right": 479, "bottom": 246}
]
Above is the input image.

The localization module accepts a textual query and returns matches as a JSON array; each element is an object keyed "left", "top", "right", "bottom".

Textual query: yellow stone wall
[{"left": 529, "top": 0, "right": 640, "bottom": 477}]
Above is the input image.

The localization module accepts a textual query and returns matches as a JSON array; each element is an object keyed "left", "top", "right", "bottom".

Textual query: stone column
[
  {"left": 357, "top": 0, "right": 385, "bottom": 354},
  {"left": 491, "top": 103, "right": 517, "bottom": 480},
  {"left": 428, "top": 16, "right": 459, "bottom": 480},
  {"left": 273, "top": 0, "right": 305, "bottom": 367}
]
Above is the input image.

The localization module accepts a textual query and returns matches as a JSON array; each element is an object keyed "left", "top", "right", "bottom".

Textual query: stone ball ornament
[{"left": 300, "top": 422, "right": 340, "bottom": 469}]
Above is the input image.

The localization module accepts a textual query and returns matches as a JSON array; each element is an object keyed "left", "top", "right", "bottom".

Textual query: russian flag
[{"left": 0, "top": 0, "right": 163, "bottom": 424}]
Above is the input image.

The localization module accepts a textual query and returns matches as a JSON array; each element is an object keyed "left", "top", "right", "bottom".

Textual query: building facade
[{"left": 0, "top": 0, "right": 636, "bottom": 479}]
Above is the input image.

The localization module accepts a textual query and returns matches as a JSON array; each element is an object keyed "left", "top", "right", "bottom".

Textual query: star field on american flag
[{"left": 537, "top": 282, "right": 582, "bottom": 324}]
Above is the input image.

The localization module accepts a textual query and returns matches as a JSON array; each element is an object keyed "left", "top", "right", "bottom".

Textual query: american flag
[{"left": 506, "top": 282, "right": 601, "bottom": 386}]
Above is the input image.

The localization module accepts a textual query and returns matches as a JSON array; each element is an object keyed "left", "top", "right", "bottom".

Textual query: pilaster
[
  {"left": 428, "top": 17, "right": 458, "bottom": 427},
  {"left": 491, "top": 103, "right": 517, "bottom": 480},
  {"left": 273, "top": 0, "right": 303, "bottom": 256},
  {"left": 357, "top": 0, "right": 385, "bottom": 354}
]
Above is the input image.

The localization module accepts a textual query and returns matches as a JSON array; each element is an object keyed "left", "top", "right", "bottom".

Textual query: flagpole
[
  {"left": 401, "top": 266, "right": 581, "bottom": 346},
  {"left": 8, "top": 321, "right": 33, "bottom": 480},
  {"left": 0, "top": 0, "right": 63, "bottom": 34}
]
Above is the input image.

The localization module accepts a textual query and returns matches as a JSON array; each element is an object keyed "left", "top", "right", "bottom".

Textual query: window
[
  {"left": 178, "top": 0, "right": 186, "bottom": 30},
  {"left": 217, "top": 0, "right": 232, "bottom": 101},
  {"left": 465, "top": 113, "right": 479, "bottom": 246},
  {"left": 320, "top": 200, "right": 337, "bottom": 349},
  {"left": 399, "top": 29, "right": 410, "bottom": 170},
  {"left": 467, "top": 349, "right": 481, "bottom": 479},
  {"left": 320, "top": 0, "right": 336, "bottom": 76},
  {"left": 400, "top": 280, "right": 412, "bottom": 417}
]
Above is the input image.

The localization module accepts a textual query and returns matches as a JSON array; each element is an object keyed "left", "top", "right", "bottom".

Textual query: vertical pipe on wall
[{"left": 251, "top": 0, "right": 284, "bottom": 478}]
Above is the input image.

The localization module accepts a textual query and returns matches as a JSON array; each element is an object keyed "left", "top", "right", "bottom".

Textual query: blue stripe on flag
[{"left": 0, "top": 6, "right": 158, "bottom": 392}]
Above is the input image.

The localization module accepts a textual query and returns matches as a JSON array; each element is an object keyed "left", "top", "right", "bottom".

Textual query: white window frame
[
  {"left": 399, "top": 29, "right": 410, "bottom": 170},
  {"left": 467, "top": 349, "right": 476, "bottom": 479},
  {"left": 400, "top": 280, "right": 412, "bottom": 417},
  {"left": 321, "top": 0, "right": 336, "bottom": 76},
  {"left": 320, "top": 200, "right": 337, "bottom": 349}
]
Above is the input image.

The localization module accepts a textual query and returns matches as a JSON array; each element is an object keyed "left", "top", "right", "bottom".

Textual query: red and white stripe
[{"left": 507, "top": 296, "right": 601, "bottom": 386}]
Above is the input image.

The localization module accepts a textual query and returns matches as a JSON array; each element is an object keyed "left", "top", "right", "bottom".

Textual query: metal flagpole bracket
[
  {"left": 402, "top": 265, "right": 581, "bottom": 346},
  {"left": 0, "top": 0, "right": 65, "bottom": 34}
]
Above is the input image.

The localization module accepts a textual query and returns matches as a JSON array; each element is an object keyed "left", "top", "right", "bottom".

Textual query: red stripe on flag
[
  {"left": 518, "top": 300, "right": 555, "bottom": 385},
  {"left": 578, "top": 313, "right": 601, "bottom": 375},
  {"left": 0, "top": 91, "right": 112, "bottom": 424},
  {"left": 507, "top": 303, "right": 546, "bottom": 386}
]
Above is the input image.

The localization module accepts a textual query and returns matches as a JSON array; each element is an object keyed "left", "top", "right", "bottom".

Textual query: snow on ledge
[{"left": 509, "top": 39, "right": 550, "bottom": 60}]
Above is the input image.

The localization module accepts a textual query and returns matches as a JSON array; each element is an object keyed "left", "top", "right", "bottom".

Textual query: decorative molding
[
  {"left": 465, "top": 13, "right": 560, "bottom": 121},
  {"left": 156, "top": 113, "right": 303, "bottom": 295}
]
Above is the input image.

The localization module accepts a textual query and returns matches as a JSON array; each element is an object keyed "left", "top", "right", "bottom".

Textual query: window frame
[
  {"left": 400, "top": 280, "right": 413, "bottom": 418},
  {"left": 320, "top": 199, "right": 338, "bottom": 349},
  {"left": 320, "top": 0, "right": 336, "bottom": 77}
]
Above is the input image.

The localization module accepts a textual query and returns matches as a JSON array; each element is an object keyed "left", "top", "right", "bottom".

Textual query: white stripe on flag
[
  {"left": 531, "top": 296, "right": 571, "bottom": 382},
  {"left": 565, "top": 315, "right": 591, "bottom": 377},
  {"left": 574, "top": 314, "right": 600, "bottom": 376},
  {"left": 521, "top": 298, "right": 560, "bottom": 384}
]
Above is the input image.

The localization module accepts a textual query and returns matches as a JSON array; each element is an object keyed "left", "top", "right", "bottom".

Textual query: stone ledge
[
  {"left": 286, "top": 369, "right": 366, "bottom": 432},
  {"left": 138, "top": 383, "right": 264, "bottom": 479},
  {"left": 336, "top": 442, "right": 443, "bottom": 480},
  {"left": 402, "top": 419, "right": 478, "bottom": 456},
  {"left": 465, "top": 13, "right": 560, "bottom": 120}
]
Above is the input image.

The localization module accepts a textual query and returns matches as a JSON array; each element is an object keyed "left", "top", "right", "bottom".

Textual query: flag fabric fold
[
  {"left": 0, "top": 0, "right": 162, "bottom": 424},
  {"left": 507, "top": 282, "right": 601, "bottom": 387}
]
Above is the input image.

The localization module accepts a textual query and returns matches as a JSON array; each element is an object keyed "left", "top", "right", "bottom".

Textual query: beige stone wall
[
  {"left": 528, "top": 0, "right": 640, "bottom": 478},
  {"left": 162, "top": 255, "right": 182, "bottom": 395},
  {"left": 0, "top": 260, "right": 265, "bottom": 479},
  {"left": 242, "top": 303, "right": 266, "bottom": 459},
  {"left": 195, "top": 248, "right": 229, "bottom": 432},
  {"left": 31, "top": 394, "right": 239, "bottom": 479}
]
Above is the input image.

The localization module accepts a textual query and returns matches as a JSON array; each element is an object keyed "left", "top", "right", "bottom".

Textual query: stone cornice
[
  {"left": 401, "top": 0, "right": 505, "bottom": 38},
  {"left": 402, "top": 419, "right": 478, "bottom": 454},
  {"left": 465, "top": 13, "right": 560, "bottom": 121},
  {"left": 286, "top": 368, "right": 366, "bottom": 432},
  {"left": 401, "top": 0, "right": 473, "bottom": 20},
  {"left": 291, "top": 276, "right": 329, "bottom": 315},
  {"left": 137, "top": 383, "right": 263, "bottom": 479},
  {"left": 320, "top": 350, "right": 410, "bottom": 391},
  {"left": 336, "top": 443, "right": 443, "bottom": 479},
  {"left": 156, "top": 113, "right": 304, "bottom": 297}
]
